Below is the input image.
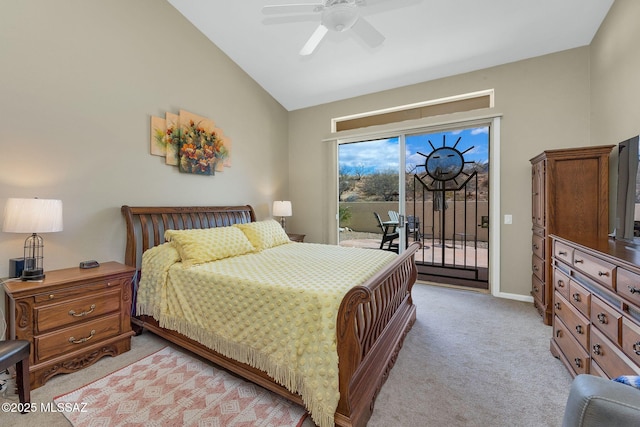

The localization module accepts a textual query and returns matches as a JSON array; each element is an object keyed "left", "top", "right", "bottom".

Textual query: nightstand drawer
[
  {"left": 35, "top": 288, "right": 122, "bottom": 333},
  {"left": 33, "top": 278, "right": 126, "bottom": 303},
  {"left": 36, "top": 313, "right": 122, "bottom": 362}
]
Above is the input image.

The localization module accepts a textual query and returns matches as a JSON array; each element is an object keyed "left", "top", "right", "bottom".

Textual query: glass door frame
[{"left": 334, "top": 115, "right": 502, "bottom": 296}]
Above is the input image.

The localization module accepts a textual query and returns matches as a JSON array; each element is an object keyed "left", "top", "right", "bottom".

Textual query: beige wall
[
  {"left": 289, "top": 47, "right": 591, "bottom": 297},
  {"left": 0, "top": 0, "right": 289, "bottom": 279},
  {"left": 590, "top": 0, "right": 640, "bottom": 147}
]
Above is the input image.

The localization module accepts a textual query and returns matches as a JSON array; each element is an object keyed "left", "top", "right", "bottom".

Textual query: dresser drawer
[
  {"left": 532, "top": 275, "right": 545, "bottom": 304},
  {"left": 590, "top": 295, "right": 622, "bottom": 344},
  {"left": 553, "top": 268, "right": 571, "bottom": 301},
  {"left": 532, "top": 254, "right": 545, "bottom": 282},
  {"left": 554, "top": 316, "right": 589, "bottom": 376},
  {"left": 35, "top": 313, "right": 122, "bottom": 362},
  {"left": 617, "top": 268, "right": 640, "bottom": 306},
  {"left": 554, "top": 241, "right": 574, "bottom": 265},
  {"left": 532, "top": 234, "right": 545, "bottom": 259},
  {"left": 554, "top": 292, "right": 589, "bottom": 350},
  {"left": 590, "top": 327, "right": 640, "bottom": 378},
  {"left": 622, "top": 317, "right": 640, "bottom": 367},
  {"left": 35, "top": 288, "right": 122, "bottom": 333},
  {"left": 569, "top": 281, "right": 590, "bottom": 318},
  {"left": 572, "top": 250, "right": 615, "bottom": 290}
]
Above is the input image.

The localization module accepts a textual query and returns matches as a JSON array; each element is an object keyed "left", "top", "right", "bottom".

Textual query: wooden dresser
[
  {"left": 530, "top": 145, "right": 613, "bottom": 325},
  {"left": 550, "top": 235, "right": 640, "bottom": 378},
  {"left": 2, "top": 262, "right": 135, "bottom": 389}
]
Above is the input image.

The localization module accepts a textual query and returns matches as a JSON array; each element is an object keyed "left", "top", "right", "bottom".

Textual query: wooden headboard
[{"left": 121, "top": 205, "right": 256, "bottom": 269}]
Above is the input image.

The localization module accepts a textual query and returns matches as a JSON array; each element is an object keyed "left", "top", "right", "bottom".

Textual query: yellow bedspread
[{"left": 137, "top": 241, "right": 397, "bottom": 427}]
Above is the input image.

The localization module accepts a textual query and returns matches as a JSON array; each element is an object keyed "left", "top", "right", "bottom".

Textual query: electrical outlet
[{"left": 504, "top": 214, "right": 513, "bottom": 224}]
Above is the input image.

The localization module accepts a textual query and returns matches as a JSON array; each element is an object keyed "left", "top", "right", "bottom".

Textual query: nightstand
[
  {"left": 2, "top": 261, "right": 135, "bottom": 389},
  {"left": 287, "top": 233, "right": 305, "bottom": 242}
]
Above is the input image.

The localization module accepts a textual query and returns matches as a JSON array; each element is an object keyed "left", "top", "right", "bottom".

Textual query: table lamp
[
  {"left": 272, "top": 200, "right": 292, "bottom": 231},
  {"left": 2, "top": 198, "right": 63, "bottom": 281}
]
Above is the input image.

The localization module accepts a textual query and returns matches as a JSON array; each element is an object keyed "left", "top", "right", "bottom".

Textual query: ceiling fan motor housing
[{"left": 322, "top": 3, "right": 358, "bottom": 32}]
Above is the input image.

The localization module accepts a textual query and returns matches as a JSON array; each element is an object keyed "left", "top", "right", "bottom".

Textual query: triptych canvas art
[{"left": 150, "top": 109, "right": 231, "bottom": 175}]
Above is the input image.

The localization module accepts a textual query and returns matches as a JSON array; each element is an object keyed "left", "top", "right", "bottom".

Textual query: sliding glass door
[
  {"left": 338, "top": 136, "right": 406, "bottom": 253},
  {"left": 338, "top": 124, "right": 490, "bottom": 289}
]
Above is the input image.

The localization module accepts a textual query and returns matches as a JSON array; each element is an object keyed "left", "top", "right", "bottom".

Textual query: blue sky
[{"left": 339, "top": 127, "right": 489, "bottom": 175}]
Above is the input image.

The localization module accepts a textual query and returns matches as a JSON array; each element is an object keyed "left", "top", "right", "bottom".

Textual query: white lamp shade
[
  {"left": 2, "top": 198, "right": 63, "bottom": 233},
  {"left": 273, "top": 201, "right": 292, "bottom": 217}
]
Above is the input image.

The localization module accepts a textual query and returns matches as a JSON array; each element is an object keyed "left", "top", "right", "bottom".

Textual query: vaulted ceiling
[{"left": 167, "top": 0, "right": 614, "bottom": 111}]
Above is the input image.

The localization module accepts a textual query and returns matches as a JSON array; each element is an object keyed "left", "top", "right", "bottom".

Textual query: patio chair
[{"left": 374, "top": 212, "right": 399, "bottom": 253}]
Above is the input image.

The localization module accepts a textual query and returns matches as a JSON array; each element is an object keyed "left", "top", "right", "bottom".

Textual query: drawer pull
[
  {"left": 557, "top": 279, "right": 565, "bottom": 288},
  {"left": 554, "top": 302, "right": 561, "bottom": 310},
  {"left": 575, "top": 325, "right": 583, "bottom": 334},
  {"left": 592, "top": 344, "right": 602, "bottom": 356},
  {"left": 597, "top": 313, "right": 607, "bottom": 324},
  {"left": 634, "top": 342, "right": 640, "bottom": 356},
  {"left": 574, "top": 358, "right": 582, "bottom": 368},
  {"left": 575, "top": 259, "right": 584, "bottom": 264},
  {"left": 533, "top": 286, "right": 539, "bottom": 293},
  {"left": 629, "top": 286, "right": 640, "bottom": 295},
  {"left": 556, "top": 329, "right": 562, "bottom": 338},
  {"left": 572, "top": 293, "right": 581, "bottom": 302},
  {"left": 68, "top": 304, "right": 96, "bottom": 317},
  {"left": 559, "top": 251, "right": 568, "bottom": 256},
  {"left": 68, "top": 330, "right": 95, "bottom": 344},
  {"left": 598, "top": 271, "right": 610, "bottom": 277},
  {"left": 533, "top": 266, "right": 539, "bottom": 271}
]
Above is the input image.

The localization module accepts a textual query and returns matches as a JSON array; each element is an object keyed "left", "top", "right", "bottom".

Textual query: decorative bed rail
[{"left": 121, "top": 205, "right": 417, "bottom": 427}]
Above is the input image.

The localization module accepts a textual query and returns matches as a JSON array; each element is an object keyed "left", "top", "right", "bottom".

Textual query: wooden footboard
[
  {"left": 336, "top": 242, "right": 418, "bottom": 427},
  {"left": 121, "top": 205, "right": 418, "bottom": 427}
]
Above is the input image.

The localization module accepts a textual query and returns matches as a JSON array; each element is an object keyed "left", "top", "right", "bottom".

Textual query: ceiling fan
[{"left": 262, "top": 0, "right": 386, "bottom": 56}]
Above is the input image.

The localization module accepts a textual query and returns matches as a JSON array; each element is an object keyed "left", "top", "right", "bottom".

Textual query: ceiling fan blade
[
  {"left": 351, "top": 16, "right": 385, "bottom": 48},
  {"left": 262, "top": 14, "right": 319, "bottom": 26},
  {"left": 300, "top": 24, "right": 328, "bottom": 56},
  {"left": 262, "top": 3, "right": 324, "bottom": 15}
]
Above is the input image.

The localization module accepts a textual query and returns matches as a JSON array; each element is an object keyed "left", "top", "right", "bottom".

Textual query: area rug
[{"left": 53, "top": 346, "right": 308, "bottom": 427}]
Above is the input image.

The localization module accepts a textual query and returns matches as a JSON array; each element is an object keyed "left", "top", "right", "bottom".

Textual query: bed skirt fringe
[{"left": 136, "top": 302, "right": 334, "bottom": 427}]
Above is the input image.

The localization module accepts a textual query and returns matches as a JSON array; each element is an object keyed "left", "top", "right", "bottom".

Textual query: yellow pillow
[
  {"left": 234, "top": 219, "right": 291, "bottom": 251},
  {"left": 164, "top": 226, "right": 255, "bottom": 267}
]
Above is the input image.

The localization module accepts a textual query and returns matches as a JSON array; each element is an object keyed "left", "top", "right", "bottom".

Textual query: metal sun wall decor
[{"left": 150, "top": 109, "right": 231, "bottom": 176}]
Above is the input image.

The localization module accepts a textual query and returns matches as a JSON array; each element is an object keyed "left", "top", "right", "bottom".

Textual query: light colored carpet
[{"left": 2, "top": 283, "right": 572, "bottom": 426}]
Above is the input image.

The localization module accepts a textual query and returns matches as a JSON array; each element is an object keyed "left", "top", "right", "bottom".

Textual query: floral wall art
[{"left": 150, "top": 109, "right": 231, "bottom": 175}]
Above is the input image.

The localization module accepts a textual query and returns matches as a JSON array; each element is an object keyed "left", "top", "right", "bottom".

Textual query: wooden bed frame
[{"left": 121, "top": 205, "right": 418, "bottom": 427}]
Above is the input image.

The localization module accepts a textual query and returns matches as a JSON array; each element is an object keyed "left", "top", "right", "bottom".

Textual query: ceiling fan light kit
[
  {"left": 263, "top": 0, "right": 386, "bottom": 56},
  {"left": 322, "top": 3, "right": 358, "bottom": 32}
]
